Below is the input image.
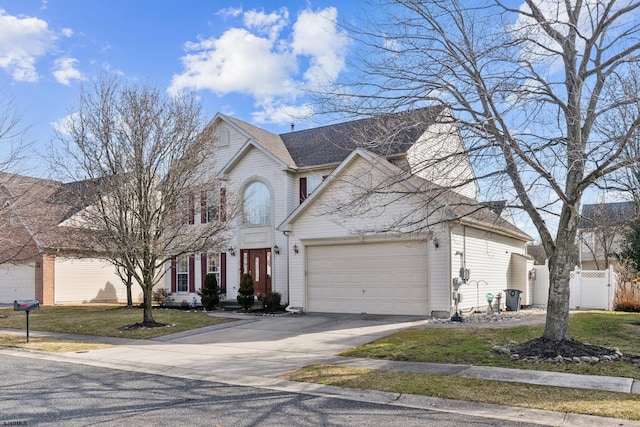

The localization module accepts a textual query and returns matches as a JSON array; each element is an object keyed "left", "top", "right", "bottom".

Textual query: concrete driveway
[{"left": 59, "top": 312, "right": 430, "bottom": 381}]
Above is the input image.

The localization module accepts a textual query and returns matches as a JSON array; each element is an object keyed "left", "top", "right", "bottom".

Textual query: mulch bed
[{"left": 512, "top": 337, "right": 615, "bottom": 359}]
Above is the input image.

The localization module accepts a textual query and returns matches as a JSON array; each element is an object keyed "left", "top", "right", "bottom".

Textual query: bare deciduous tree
[
  {"left": 53, "top": 74, "right": 237, "bottom": 326},
  {"left": 0, "top": 86, "right": 38, "bottom": 267},
  {"left": 319, "top": 0, "right": 640, "bottom": 345}
]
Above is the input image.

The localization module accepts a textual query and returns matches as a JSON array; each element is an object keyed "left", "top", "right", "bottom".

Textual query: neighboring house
[
  {"left": 578, "top": 201, "right": 637, "bottom": 270},
  {"left": 166, "top": 107, "right": 533, "bottom": 316},
  {"left": 0, "top": 173, "right": 144, "bottom": 304}
]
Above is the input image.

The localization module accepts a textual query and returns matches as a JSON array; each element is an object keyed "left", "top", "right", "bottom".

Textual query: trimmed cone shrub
[
  {"left": 263, "top": 292, "right": 282, "bottom": 313},
  {"left": 237, "top": 273, "right": 255, "bottom": 310},
  {"left": 198, "top": 273, "right": 220, "bottom": 310}
]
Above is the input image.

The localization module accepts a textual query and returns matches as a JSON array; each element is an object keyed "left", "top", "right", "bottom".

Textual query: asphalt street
[{"left": 0, "top": 353, "right": 539, "bottom": 427}]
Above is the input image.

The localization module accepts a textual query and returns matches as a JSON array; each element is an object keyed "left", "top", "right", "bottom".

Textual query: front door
[{"left": 240, "top": 248, "right": 272, "bottom": 299}]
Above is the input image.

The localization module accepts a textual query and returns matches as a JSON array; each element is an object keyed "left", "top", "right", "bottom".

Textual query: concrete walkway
[{"left": 2, "top": 312, "right": 640, "bottom": 426}]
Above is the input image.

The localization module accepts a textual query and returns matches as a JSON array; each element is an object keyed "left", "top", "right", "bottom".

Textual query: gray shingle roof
[
  {"left": 223, "top": 115, "right": 297, "bottom": 168},
  {"left": 279, "top": 105, "right": 446, "bottom": 168},
  {"left": 579, "top": 201, "right": 638, "bottom": 229}
]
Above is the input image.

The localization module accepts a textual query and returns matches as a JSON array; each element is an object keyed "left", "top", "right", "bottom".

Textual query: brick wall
[{"left": 35, "top": 253, "right": 55, "bottom": 304}]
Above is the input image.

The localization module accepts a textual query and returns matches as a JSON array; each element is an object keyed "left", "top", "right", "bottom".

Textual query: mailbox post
[{"left": 13, "top": 300, "right": 40, "bottom": 343}]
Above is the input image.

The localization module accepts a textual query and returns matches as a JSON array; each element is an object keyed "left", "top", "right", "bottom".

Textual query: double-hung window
[
  {"left": 176, "top": 257, "right": 189, "bottom": 292},
  {"left": 201, "top": 190, "right": 219, "bottom": 224}
]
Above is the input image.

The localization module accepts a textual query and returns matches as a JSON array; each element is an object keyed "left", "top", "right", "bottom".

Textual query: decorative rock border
[{"left": 492, "top": 340, "right": 624, "bottom": 364}]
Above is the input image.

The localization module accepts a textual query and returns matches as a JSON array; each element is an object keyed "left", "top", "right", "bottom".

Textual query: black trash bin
[{"left": 504, "top": 289, "right": 522, "bottom": 311}]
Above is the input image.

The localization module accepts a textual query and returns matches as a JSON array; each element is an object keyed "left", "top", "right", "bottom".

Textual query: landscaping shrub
[
  {"left": 237, "top": 273, "right": 255, "bottom": 310},
  {"left": 263, "top": 292, "right": 282, "bottom": 313},
  {"left": 198, "top": 273, "right": 220, "bottom": 310},
  {"left": 614, "top": 282, "right": 640, "bottom": 312},
  {"left": 152, "top": 288, "right": 169, "bottom": 307}
]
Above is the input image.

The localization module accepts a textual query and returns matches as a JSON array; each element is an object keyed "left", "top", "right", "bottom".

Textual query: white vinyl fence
[{"left": 532, "top": 264, "right": 618, "bottom": 310}]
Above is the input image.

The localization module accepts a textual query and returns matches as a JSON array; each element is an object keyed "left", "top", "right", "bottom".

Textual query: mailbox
[
  {"left": 14, "top": 299, "right": 40, "bottom": 311},
  {"left": 13, "top": 300, "right": 40, "bottom": 343}
]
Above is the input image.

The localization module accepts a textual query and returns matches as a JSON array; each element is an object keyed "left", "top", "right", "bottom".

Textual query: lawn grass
[
  {"left": 284, "top": 365, "right": 640, "bottom": 420},
  {"left": 340, "top": 311, "right": 640, "bottom": 378},
  {"left": 0, "top": 305, "right": 232, "bottom": 339},
  {"left": 0, "top": 333, "right": 112, "bottom": 352}
]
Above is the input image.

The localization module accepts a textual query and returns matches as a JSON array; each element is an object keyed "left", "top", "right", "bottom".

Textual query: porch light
[
  {"left": 433, "top": 237, "right": 439, "bottom": 249},
  {"left": 274, "top": 245, "right": 280, "bottom": 255},
  {"left": 293, "top": 244, "right": 299, "bottom": 254},
  {"left": 228, "top": 247, "right": 235, "bottom": 256}
]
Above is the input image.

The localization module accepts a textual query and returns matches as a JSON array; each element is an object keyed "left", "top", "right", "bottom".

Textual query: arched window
[
  {"left": 243, "top": 181, "right": 271, "bottom": 225},
  {"left": 217, "top": 126, "right": 230, "bottom": 147}
]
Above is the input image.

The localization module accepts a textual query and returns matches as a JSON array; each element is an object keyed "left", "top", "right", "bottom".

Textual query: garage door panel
[
  {"left": 306, "top": 241, "right": 429, "bottom": 315},
  {"left": 0, "top": 263, "right": 36, "bottom": 303}
]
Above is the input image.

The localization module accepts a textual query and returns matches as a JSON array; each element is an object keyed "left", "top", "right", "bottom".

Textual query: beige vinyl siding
[
  {"left": 0, "top": 262, "right": 35, "bottom": 303},
  {"left": 428, "top": 226, "right": 451, "bottom": 315},
  {"left": 450, "top": 225, "right": 526, "bottom": 312},
  {"left": 289, "top": 156, "right": 435, "bottom": 313},
  {"left": 226, "top": 147, "right": 289, "bottom": 300},
  {"left": 508, "top": 253, "right": 533, "bottom": 306},
  {"left": 209, "top": 123, "right": 252, "bottom": 171},
  {"left": 407, "top": 120, "right": 479, "bottom": 200},
  {"left": 54, "top": 257, "right": 142, "bottom": 304}
]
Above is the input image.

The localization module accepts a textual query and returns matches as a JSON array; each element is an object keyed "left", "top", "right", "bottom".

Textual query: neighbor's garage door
[
  {"left": 55, "top": 257, "right": 139, "bottom": 304},
  {"left": 306, "top": 241, "right": 429, "bottom": 315},
  {"left": 0, "top": 263, "right": 35, "bottom": 304}
]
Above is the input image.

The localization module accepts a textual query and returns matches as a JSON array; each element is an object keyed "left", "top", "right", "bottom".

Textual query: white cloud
[
  {"left": 251, "top": 102, "right": 314, "bottom": 125},
  {"left": 170, "top": 27, "right": 297, "bottom": 98},
  {"left": 53, "top": 57, "right": 82, "bottom": 85},
  {"left": 511, "top": 0, "right": 639, "bottom": 74},
  {"left": 169, "top": 7, "right": 349, "bottom": 125},
  {"left": 0, "top": 9, "right": 56, "bottom": 82},
  {"left": 243, "top": 8, "right": 289, "bottom": 41},
  {"left": 51, "top": 112, "right": 78, "bottom": 136},
  {"left": 292, "top": 7, "right": 348, "bottom": 89},
  {"left": 218, "top": 6, "right": 243, "bottom": 19}
]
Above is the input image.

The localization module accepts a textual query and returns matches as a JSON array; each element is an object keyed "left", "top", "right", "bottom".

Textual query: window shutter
[
  {"left": 189, "top": 194, "right": 195, "bottom": 225},
  {"left": 200, "top": 191, "right": 207, "bottom": 224},
  {"left": 220, "top": 252, "right": 227, "bottom": 293},
  {"left": 188, "top": 255, "right": 195, "bottom": 293},
  {"left": 170, "top": 257, "right": 177, "bottom": 293},
  {"left": 220, "top": 188, "right": 227, "bottom": 222},
  {"left": 299, "top": 177, "right": 307, "bottom": 204},
  {"left": 200, "top": 253, "right": 207, "bottom": 290}
]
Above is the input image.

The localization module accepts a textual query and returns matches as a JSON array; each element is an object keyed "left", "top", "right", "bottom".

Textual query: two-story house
[
  {"left": 167, "top": 107, "right": 533, "bottom": 316},
  {"left": 578, "top": 201, "right": 637, "bottom": 270}
]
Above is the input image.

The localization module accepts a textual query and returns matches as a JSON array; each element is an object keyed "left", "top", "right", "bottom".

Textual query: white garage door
[
  {"left": 55, "top": 257, "right": 143, "bottom": 304},
  {"left": 0, "top": 263, "right": 35, "bottom": 303},
  {"left": 306, "top": 241, "right": 429, "bottom": 315}
]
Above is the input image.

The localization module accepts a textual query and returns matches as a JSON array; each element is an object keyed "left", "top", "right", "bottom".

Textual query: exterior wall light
[
  {"left": 293, "top": 244, "right": 299, "bottom": 254},
  {"left": 274, "top": 245, "right": 280, "bottom": 255},
  {"left": 228, "top": 247, "right": 235, "bottom": 256}
]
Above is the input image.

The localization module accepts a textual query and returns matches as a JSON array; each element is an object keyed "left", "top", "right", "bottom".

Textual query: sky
[
  {"left": 0, "top": 0, "right": 359, "bottom": 177},
  {"left": 1, "top": 0, "right": 635, "bottom": 243}
]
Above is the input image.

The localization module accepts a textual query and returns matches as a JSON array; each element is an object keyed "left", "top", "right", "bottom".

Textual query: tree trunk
[
  {"left": 543, "top": 255, "right": 571, "bottom": 341},
  {"left": 126, "top": 271, "right": 133, "bottom": 307},
  {"left": 542, "top": 204, "right": 579, "bottom": 342},
  {"left": 142, "top": 283, "right": 154, "bottom": 325}
]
